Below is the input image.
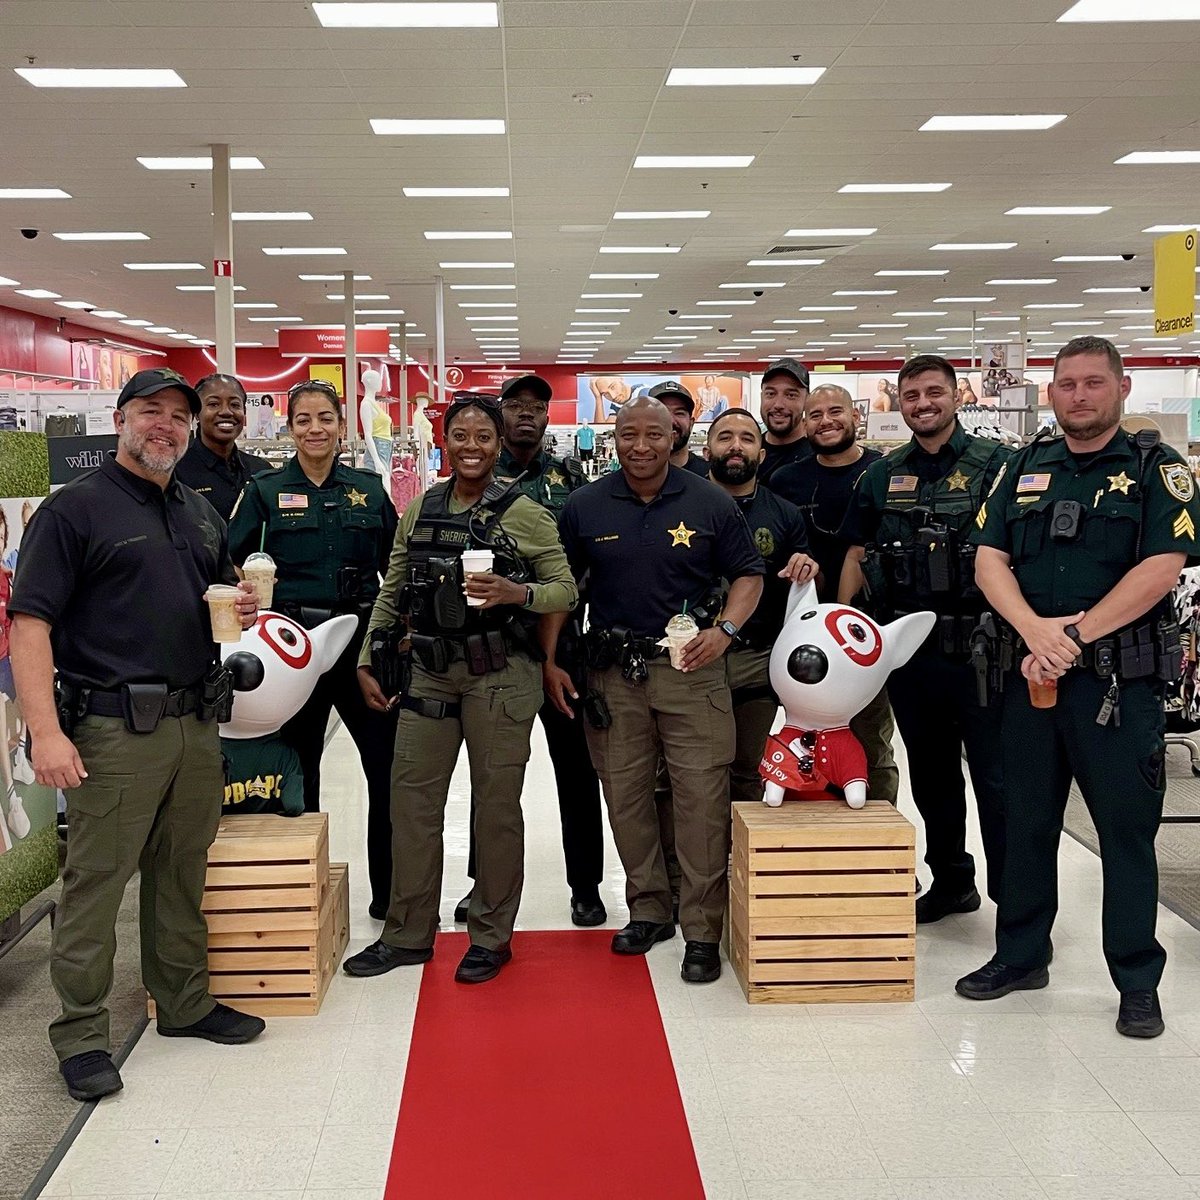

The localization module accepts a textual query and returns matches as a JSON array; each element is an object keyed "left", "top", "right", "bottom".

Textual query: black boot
[
  {"left": 955, "top": 958, "right": 1049, "bottom": 1000},
  {"left": 455, "top": 944, "right": 512, "bottom": 984},
  {"left": 1117, "top": 989, "right": 1164, "bottom": 1039},
  {"left": 570, "top": 891, "right": 607, "bottom": 927},
  {"left": 343, "top": 940, "right": 433, "bottom": 977},
  {"left": 60, "top": 1051, "right": 123, "bottom": 1102},
  {"left": 611, "top": 920, "right": 675, "bottom": 955},
  {"left": 917, "top": 886, "right": 981, "bottom": 925},
  {"left": 681, "top": 941, "right": 721, "bottom": 984}
]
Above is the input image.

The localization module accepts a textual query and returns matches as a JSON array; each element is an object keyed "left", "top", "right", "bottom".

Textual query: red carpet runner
[{"left": 385, "top": 930, "right": 705, "bottom": 1200}]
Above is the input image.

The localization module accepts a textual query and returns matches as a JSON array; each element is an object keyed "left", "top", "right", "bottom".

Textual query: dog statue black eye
[
  {"left": 787, "top": 645, "right": 828, "bottom": 684},
  {"left": 280, "top": 628, "right": 298, "bottom": 646},
  {"left": 848, "top": 622, "right": 867, "bottom": 642}
]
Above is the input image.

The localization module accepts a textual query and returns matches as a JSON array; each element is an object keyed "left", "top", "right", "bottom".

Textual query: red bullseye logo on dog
[
  {"left": 823, "top": 607, "right": 882, "bottom": 667},
  {"left": 258, "top": 614, "right": 313, "bottom": 669}
]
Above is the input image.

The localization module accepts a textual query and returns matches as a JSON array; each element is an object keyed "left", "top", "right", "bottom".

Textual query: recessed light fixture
[
  {"left": 357, "top": 308, "right": 407, "bottom": 315},
  {"left": 1052, "top": 320, "right": 1105, "bottom": 326},
  {"left": 441, "top": 261, "right": 514, "bottom": 269},
  {"left": 16, "top": 288, "right": 61, "bottom": 299},
  {"left": 313, "top": 2, "right": 498, "bottom": 26},
  {"left": 1107, "top": 308, "right": 1151, "bottom": 314},
  {"left": 698, "top": 299, "right": 754, "bottom": 306},
  {"left": 581, "top": 292, "right": 640, "bottom": 298},
  {"left": 876, "top": 269, "right": 949, "bottom": 277},
  {"left": 1024, "top": 302, "right": 1084, "bottom": 308},
  {"left": 137, "top": 156, "right": 263, "bottom": 170},
  {"left": 577, "top": 308, "right": 630, "bottom": 313},
  {"left": 633, "top": 155, "right": 755, "bottom": 169},
  {"left": 679, "top": 312, "right": 731, "bottom": 319},
  {"left": 326, "top": 293, "right": 390, "bottom": 301},
  {"left": 666, "top": 66, "right": 825, "bottom": 86},
  {"left": 590, "top": 273, "right": 659, "bottom": 280},
  {"left": 124, "top": 261, "right": 204, "bottom": 270},
  {"left": 56, "top": 300, "right": 97, "bottom": 310},
  {"left": 1005, "top": 205, "right": 1110, "bottom": 215},
  {"left": 840, "top": 183, "right": 951, "bottom": 193},
  {"left": 861, "top": 323, "right": 910, "bottom": 329},
  {"left": 299, "top": 273, "right": 372, "bottom": 281},
  {"left": 232, "top": 211, "right": 313, "bottom": 221},
  {"left": 234, "top": 303, "right": 278, "bottom": 310},
  {"left": 834, "top": 290, "right": 897, "bottom": 296},
  {"left": 1116, "top": 151, "right": 1200, "bottom": 164},
  {"left": 248, "top": 316, "right": 303, "bottom": 322},
  {"left": 371, "top": 118, "right": 505, "bottom": 135},
  {"left": 799, "top": 305, "right": 857, "bottom": 312},
  {"left": 671, "top": 325, "right": 713, "bottom": 330},
  {"left": 53, "top": 231, "right": 148, "bottom": 241},
  {"left": 773, "top": 319, "right": 825, "bottom": 325},
  {"left": 988, "top": 278, "right": 1057, "bottom": 285},
  {"left": 452, "top": 284, "right": 516, "bottom": 291},
  {"left": 177, "top": 284, "right": 246, "bottom": 292},
  {"left": 614, "top": 210, "right": 710, "bottom": 220},
  {"left": 720, "top": 282, "right": 785, "bottom": 289},
  {"left": 930, "top": 242, "right": 1017, "bottom": 251},
  {"left": 16, "top": 67, "right": 186, "bottom": 88},
  {"left": 145, "top": 325, "right": 176, "bottom": 333},
  {"left": 120, "top": 318, "right": 154, "bottom": 326},
  {"left": 920, "top": 114, "right": 1066, "bottom": 131},
  {"left": 746, "top": 258, "right": 824, "bottom": 267},
  {"left": 0, "top": 187, "right": 71, "bottom": 199},
  {"left": 976, "top": 316, "right": 1020, "bottom": 323},
  {"left": 91, "top": 310, "right": 126, "bottom": 319},
  {"left": 785, "top": 227, "right": 877, "bottom": 238},
  {"left": 894, "top": 310, "right": 949, "bottom": 316},
  {"left": 1084, "top": 287, "right": 1146, "bottom": 294},
  {"left": 1061, "top": 0, "right": 1200, "bottom": 19},
  {"left": 263, "top": 246, "right": 346, "bottom": 255},
  {"left": 424, "top": 230, "right": 512, "bottom": 240},
  {"left": 459, "top": 302, "right": 517, "bottom": 308},
  {"left": 403, "top": 186, "right": 509, "bottom": 197},
  {"left": 599, "top": 246, "right": 681, "bottom": 254},
  {"left": 935, "top": 296, "right": 997, "bottom": 303},
  {"left": 1144, "top": 224, "right": 1199, "bottom": 233},
  {"left": 168, "top": 332, "right": 198, "bottom": 340}
]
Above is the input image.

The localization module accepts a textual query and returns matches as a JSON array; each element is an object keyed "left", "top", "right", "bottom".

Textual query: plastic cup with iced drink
[
  {"left": 461, "top": 548, "right": 495, "bottom": 607},
  {"left": 1027, "top": 675, "right": 1058, "bottom": 709},
  {"left": 204, "top": 584, "right": 243, "bottom": 643},
  {"left": 242, "top": 551, "right": 276, "bottom": 608},
  {"left": 664, "top": 612, "right": 699, "bottom": 671}
]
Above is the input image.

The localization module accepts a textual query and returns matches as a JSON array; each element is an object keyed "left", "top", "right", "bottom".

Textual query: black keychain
[
  {"left": 622, "top": 651, "right": 648, "bottom": 685},
  {"left": 1096, "top": 675, "right": 1121, "bottom": 727}
]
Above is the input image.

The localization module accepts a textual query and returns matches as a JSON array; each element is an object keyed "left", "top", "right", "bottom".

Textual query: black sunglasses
[{"left": 287, "top": 379, "right": 340, "bottom": 400}]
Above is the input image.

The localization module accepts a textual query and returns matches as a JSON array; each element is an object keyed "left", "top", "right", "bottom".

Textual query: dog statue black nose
[
  {"left": 786, "top": 645, "right": 828, "bottom": 685},
  {"left": 225, "top": 652, "right": 265, "bottom": 692}
]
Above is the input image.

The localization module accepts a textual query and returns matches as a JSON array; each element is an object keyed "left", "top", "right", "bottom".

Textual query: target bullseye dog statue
[{"left": 760, "top": 579, "right": 934, "bottom": 808}]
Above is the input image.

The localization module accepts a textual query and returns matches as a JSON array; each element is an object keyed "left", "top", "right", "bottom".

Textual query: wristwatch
[
  {"left": 522, "top": 584, "right": 535, "bottom": 609},
  {"left": 717, "top": 619, "right": 739, "bottom": 640},
  {"left": 1064, "top": 623, "right": 1085, "bottom": 651}
]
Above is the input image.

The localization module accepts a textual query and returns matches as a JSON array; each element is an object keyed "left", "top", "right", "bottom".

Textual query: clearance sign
[{"left": 1154, "top": 230, "right": 1197, "bottom": 337}]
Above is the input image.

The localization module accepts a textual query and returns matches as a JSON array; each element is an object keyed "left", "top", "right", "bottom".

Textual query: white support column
[
  {"left": 434, "top": 273, "right": 446, "bottom": 403},
  {"left": 398, "top": 326, "right": 409, "bottom": 439},
  {"left": 344, "top": 272, "right": 357, "bottom": 445},
  {"left": 211, "top": 144, "right": 235, "bottom": 373}
]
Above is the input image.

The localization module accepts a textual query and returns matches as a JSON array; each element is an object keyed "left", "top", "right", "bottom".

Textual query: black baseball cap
[
  {"left": 117, "top": 368, "right": 202, "bottom": 414},
  {"left": 499, "top": 374, "right": 552, "bottom": 404},
  {"left": 648, "top": 380, "right": 695, "bottom": 412},
  {"left": 762, "top": 357, "right": 811, "bottom": 390}
]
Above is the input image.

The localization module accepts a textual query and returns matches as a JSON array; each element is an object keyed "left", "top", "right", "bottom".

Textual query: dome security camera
[
  {"left": 1121, "top": 253, "right": 1136, "bottom": 261},
  {"left": 718, "top": 327, "right": 727, "bottom": 333},
  {"left": 1139, "top": 285, "right": 1151, "bottom": 293},
  {"left": 753, "top": 290, "right": 764, "bottom": 297},
  {"left": 20, "top": 228, "right": 38, "bottom": 239},
  {"left": 668, "top": 309, "right": 678, "bottom": 316}
]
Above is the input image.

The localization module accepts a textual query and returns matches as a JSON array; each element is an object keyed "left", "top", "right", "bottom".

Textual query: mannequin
[
  {"left": 413, "top": 391, "right": 435, "bottom": 484},
  {"left": 359, "top": 368, "right": 394, "bottom": 479}
]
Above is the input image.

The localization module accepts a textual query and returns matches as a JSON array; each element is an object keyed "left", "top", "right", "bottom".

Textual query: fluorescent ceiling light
[
  {"left": 875, "top": 269, "right": 949, "bottom": 277},
  {"left": 590, "top": 273, "right": 658, "bottom": 280},
  {"left": 936, "top": 327, "right": 975, "bottom": 333},
  {"left": 1052, "top": 320, "right": 1104, "bottom": 326},
  {"left": 1116, "top": 151, "right": 1200, "bottom": 164},
  {"left": 976, "top": 316, "right": 1020, "bottom": 323},
  {"left": 403, "top": 186, "right": 509, "bottom": 197},
  {"left": 680, "top": 312, "right": 730, "bottom": 319},
  {"left": 168, "top": 332, "right": 197, "bottom": 340},
  {"left": 124, "top": 261, "right": 203, "bottom": 270},
  {"left": 326, "top": 293, "right": 390, "bottom": 300},
  {"left": 1145, "top": 224, "right": 1200, "bottom": 234},
  {"left": 248, "top": 316, "right": 302, "bottom": 322},
  {"left": 785, "top": 227, "right": 877, "bottom": 237},
  {"left": 935, "top": 296, "right": 996, "bottom": 303},
  {"left": 670, "top": 324, "right": 712, "bottom": 330},
  {"left": 314, "top": 2, "right": 498, "bottom": 26},
  {"left": 91, "top": 310, "right": 125, "bottom": 319},
  {"left": 145, "top": 325, "right": 176, "bottom": 334},
  {"left": 1060, "top": 0, "right": 1200, "bottom": 18},
  {"left": 988, "top": 278, "right": 1057, "bottom": 285},
  {"left": 1054, "top": 254, "right": 1128, "bottom": 262},
  {"left": 234, "top": 303, "right": 278, "bottom": 310},
  {"left": 56, "top": 300, "right": 97, "bottom": 310},
  {"left": 371, "top": 118, "right": 505, "bottom": 135},
  {"left": 633, "top": 155, "right": 754, "bottom": 169},
  {"left": 698, "top": 299, "right": 754, "bottom": 306},
  {"left": 666, "top": 66, "right": 825, "bottom": 86},
  {"left": 834, "top": 290, "right": 896, "bottom": 296},
  {"left": 53, "top": 231, "right": 148, "bottom": 241},
  {"left": 746, "top": 258, "right": 824, "bottom": 267},
  {"left": 467, "top": 314, "right": 515, "bottom": 321},
  {"left": 137, "top": 156, "right": 263, "bottom": 170},
  {"left": 459, "top": 302, "right": 516, "bottom": 308},
  {"left": 839, "top": 182, "right": 951, "bottom": 193},
  {"left": 120, "top": 319, "right": 154, "bottom": 326},
  {"left": 232, "top": 211, "right": 313, "bottom": 221},
  {"left": 177, "top": 284, "right": 245, "bottom": 291},
  {"left": 16, "top": 288, "right": 60, "bottom": 299},
  {"left": 614, "top": 210, "right": 710, "bottom": 220},
  {"left": 920, "top": 114, "right": 1066, "bottom": 131},
  {"left": 1024, "top": 302, "right": 1083, "bottom": 308},
  {"left": 894, "top": 310, "right": 948, "bottom": 316},
  {"left": 773, "top": 319, "right": 825, "bottom": 325},
  {"left": 1107, "top": 308, "right": 1150, "bottom": 314},
  {"left": 571, "top": 322, "right": 619, "bottom": 327},
  {"left": 577, "top": 308, "right": 630, "bottom": 313},
  {"left": 930, "top": 242, "right": 1017, "bottom": 251},
  {"left": 16, "top": 68, "right": 185, "bottom": 88},
  {"left": 1005, "top": 205, "right": 1109, "bottom": 215},
  {"left": 1084, "top": 286, "right": 1146, "bottom": 293},
  {"left": 452, "top": 284, "right": 515, "bottom": 291},
  {"left": 0, "top": 187, "right": 70, "bottom": 199},
  {"left": 861, "top": 323, "right": 909, "bottom": 328},
  {"left": 599, "top": 246, "right": 681, "bottom": 254},
  {"left": 357, "top": 308, "right": 406, "bottom": 315},
  {"left": 424, "top": 230, "right": 511, "bottom": 240},
  {"left": 440, "top": 261, "right": 514, "bottom": 269},
  {"left": 581, "top": 292, "right": 638, "bottom": 299},
  {"left": 263, "top": 246, "right": 346, "bottom": 255},
  {"left": 799, "top": 305, "right": 856, "bottom": 312},
  {"left": 235, "top": 341, "right": 264, "bottom": 348},
  {"left": 720, "top": 282, "right": 785, "bottom": 289}
]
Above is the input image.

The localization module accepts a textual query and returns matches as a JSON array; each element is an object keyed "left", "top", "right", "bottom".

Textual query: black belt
[{"left": 84, "top": 685, "right": 202, "bottom": 719}]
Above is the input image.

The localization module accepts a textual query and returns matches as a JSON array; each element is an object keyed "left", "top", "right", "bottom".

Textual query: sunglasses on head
[{"left": 288, "top": 379, "right": 340, "bottom": 400}]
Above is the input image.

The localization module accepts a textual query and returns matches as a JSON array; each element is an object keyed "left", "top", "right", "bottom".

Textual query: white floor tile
[
  {"left": 305, "top": 1124, "right": 396, "bottom": 1191},
  {"left": 1083, "top": 1056, "right": 1200, "bottom": 1112},
  {"left": 892, "top": 1182, "right": 1048, "bottom": 1200},
  {"left": 725, "top": 1112, "right": 888, "bottom": 1181},
  {"left": 40, "top": 1130, "right": 184, "bottom": 1196},
  {"left": 860, "top": 1112, "right": 1028, "bottom": 1179},
  {"left": 929, "top": 1013, "right": 1073, "bottom": 1062},
  {"left": 996, "top": 1111, "right": 1175, "bottom": 1177},
  {"left": 159, "top": 1127, "right": 322, "bottom": 1193},
  {"left": 1038, "top": 1179, "right": 1198, "bottom": 1200},
  {"left": 961, "top": 1056, "right": 1119, "bottom": 1114}
]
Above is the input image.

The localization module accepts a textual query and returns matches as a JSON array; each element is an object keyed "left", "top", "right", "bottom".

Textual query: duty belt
[{"left": 83, "top": 684, "right": 202, "bottom": 719}]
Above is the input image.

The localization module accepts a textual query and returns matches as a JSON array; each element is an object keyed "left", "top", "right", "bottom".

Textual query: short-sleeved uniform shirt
[
  {"left": 9, "top": 454, "right": 235, "bottom": 689},
  {"left": 973, "top": 429, "right": 1200, "bottom": 616},
  {"left": 758, "top": 437, "right": 813, "bottom": 488},
  {"left": 175, "top": 437, "right": 275, "bottom": 521},
  {"left": 494, "top": 446, "right": 587, "bottom": 519},
  {"left": 227, "top": 455, "right": 397, "bottom": 610},
  {"left": 681, "top": 452, "right": 711, "bottom": 478},
  {"left": 731, "top": 485, "right": 810, "bottom": 646},
  {"left": 559, "top": 465, "right": 765, "bottom": 639}
]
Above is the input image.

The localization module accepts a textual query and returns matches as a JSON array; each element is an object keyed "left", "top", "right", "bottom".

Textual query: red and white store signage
[{"left": 278, "top": 326, "right": 391, "bottom": 357}]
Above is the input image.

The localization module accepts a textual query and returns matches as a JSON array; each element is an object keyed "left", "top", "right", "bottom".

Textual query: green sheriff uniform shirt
[
  {"left": 359, "top": 483, "right": 578, "bottom": 666},
  {"left": 972, "top": 428, "right": 1200, "bottom": 615},
  {"left": 227, "top": 455, "right": 397, "bottom": 610},
  {"left": 494, "top": 446, "right": 587, "bottom": 517}
]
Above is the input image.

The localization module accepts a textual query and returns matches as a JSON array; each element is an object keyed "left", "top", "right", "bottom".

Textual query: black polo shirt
[
  {"left": 174, "top": 437, "right": 275, "bottom": 521},
  {"left": 681, "top": 452, "right": 711, "bottom": 477},
  {"left": 731, "top": 485, "right": 810, "bottom": 645},
  {"left": 10, "top": 454, "right": 235, "bottom": 689},
  {"left": 559, "top": 464, "right": 764, "bottom": 639},
  {"left": 759, "top": 437, "right": 813, "bottom": 487}
]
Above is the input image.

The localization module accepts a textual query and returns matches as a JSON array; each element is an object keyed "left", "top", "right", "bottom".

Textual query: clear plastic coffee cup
[
  {"left": 664, "top": 612, "right": 699, "bottom": 671},
  {"left": 1028, "top": 677, "right": 1058, "bottom": 709},
  {"left": 242, "top": 551, "right": 276, "bottom": 608},
  {"left": 461, "top": 548, "right": 495, "bottom": 608},
  {"left": 204, "top": 584, "right": 243, "bottom": 643}
]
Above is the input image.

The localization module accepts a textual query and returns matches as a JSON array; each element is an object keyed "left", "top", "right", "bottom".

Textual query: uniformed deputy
[
  {"left": 757, "top": 358, "right": 814, "bottom": 487},
  {"left": 553, "top": 396, "right": 764, "bottom": 984},
  {"left": 649, "top": 380, "right": 711, "bottom": 477},
  {"left": 227, "top": 379, "right": 399, "bottom": 920},
  {"left": 343, "top": 394, "right": 577, "bottom": 984},
  {"left": 9, "top": 368, "right": 265, "bottom": 1103},
  {"left": 957, "top": 336, "right": 1200, "bottom": 1038},
  {"left": 174, "top": 373, "right": 275, "bottom": 520},
  {"left": 454, "top": 373, "right": 606, "bottom": 928},
  {"left": 840, "top": 354, "right": 1011, "bottom": 922}
]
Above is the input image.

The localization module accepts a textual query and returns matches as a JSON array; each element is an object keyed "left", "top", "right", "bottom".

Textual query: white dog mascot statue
[{"left": 759, "top": 580, "right": 935, "bottom": 809}]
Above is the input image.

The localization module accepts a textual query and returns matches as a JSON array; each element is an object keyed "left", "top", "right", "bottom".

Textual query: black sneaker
[
  {"left": 1117, "top": 989, "right": 1165, "bottom": 1039},
  {"left": 917, "top": 886, "right": 982, "bottom": 925},
  {"left": 681, "top": 940, "right": 721, "bottom": 984},
  {"left": 570, "top": 892, "right": 607, "bottom": 927},
  {"left": 611, "top": 920, "right": 676, "bottom": 955},
  {"left": 455, "top": 943, "right": 512, "bottom": 984},
  {"left": 454, "top": 890, "right": 473, "bottom": 923},
  {"left": 60, "top": 1050, "right": 123, "bottom": 1102},
  {"left": 343, "top": 939, "right": 433, "bottom": 977},
  {"left": 157, "top": 1001, "right": 265, "bottom": 1044},
  {"left": 955, "top": 958, "right": 1050, "bottom": 1000}
]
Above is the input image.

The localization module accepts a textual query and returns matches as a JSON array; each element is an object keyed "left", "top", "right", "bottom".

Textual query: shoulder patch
[{"left": 1160, "top": 462, "right": 1195, "bottom": 503}]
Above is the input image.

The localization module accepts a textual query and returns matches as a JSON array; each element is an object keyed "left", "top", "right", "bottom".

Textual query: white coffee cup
[{"left": 461, "top": 548, "right": 495, "bottom": 607}]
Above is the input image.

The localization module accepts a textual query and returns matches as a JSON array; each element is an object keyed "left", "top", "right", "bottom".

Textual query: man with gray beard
[{"left": 10, "top": 369, "right": 265, "bottom": 1103}]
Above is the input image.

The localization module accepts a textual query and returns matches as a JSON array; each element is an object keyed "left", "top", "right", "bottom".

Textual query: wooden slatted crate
[
  {"left": 729, "top": 800, "right": 916, "bottom": 1005},
  {"left": 148, "top": 813, "right": 350, "bottom": 1018}
]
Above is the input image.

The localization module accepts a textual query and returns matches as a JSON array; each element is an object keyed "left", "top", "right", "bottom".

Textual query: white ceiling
[{"left": 2, "top": 0, "right": 1200, "bottom": 368}]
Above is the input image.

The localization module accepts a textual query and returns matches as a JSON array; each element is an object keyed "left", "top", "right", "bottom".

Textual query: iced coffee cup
[
  {"left": 663, "top": 612, "right": 699, "bottom": 671},
  {"left": 1028, "top": 676, "right": 1058, "bottom": 709},
  {"left": 242, "top": 551, "right": 276, "bottom": 609},
  {"left": 204, "top": 584, "right": 243, "bottom": 644},
  {"left": 461, "top": 548, "right": 495, "bottom": 608}
]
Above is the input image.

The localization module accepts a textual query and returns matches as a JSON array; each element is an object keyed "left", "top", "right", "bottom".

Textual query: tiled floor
[{"left": 35, "top": 724, "right": 1200, "bottom": 1200}]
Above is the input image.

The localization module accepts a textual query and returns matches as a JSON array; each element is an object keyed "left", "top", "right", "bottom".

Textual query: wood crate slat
[
  {"left": 730, "top": 801, "right": 916, "bottom": 1005},
  {"left": 205, "top": 863, "right": 321, "bottom": 888},
  {"left": 208, "top": 949, "right": 317, "bottom": 972}
]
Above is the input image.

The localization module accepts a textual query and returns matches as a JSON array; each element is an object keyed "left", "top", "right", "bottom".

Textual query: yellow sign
[
  {"left": 1153, "top": 230, "right": 1197, "bottom": 337},
  {"left": 309, "top": 362, "right": 345, "bottom": 397}
]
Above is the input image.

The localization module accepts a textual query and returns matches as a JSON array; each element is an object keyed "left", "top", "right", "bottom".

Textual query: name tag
[
  {"left": 888, "top": 475, "right": 918, "bottom": 493},
  {"left": 278, "top": 493, "right": 309, "bottom": 509},
  {"left": 1017, "top": 473, "right": 1051, "bottom": 493}
]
